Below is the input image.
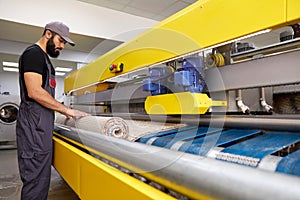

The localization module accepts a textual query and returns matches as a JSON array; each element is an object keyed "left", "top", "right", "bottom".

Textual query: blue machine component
[
  {"left": 142, "top": 78, "right": 158, "bottom": 92},
  {"left": 276, "top": 150, "right": 300, "bottom": 176},
  {"left": 174, "top": 57, "right": 205, "bottom": 93},
  {"left": 142, "top": 67, "right": 173, "bottom": 96},
  {"left": 143, "top": 57, "right": 206, "bottom": 95}
]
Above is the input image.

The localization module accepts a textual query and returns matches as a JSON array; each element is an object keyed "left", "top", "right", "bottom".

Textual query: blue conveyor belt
[
  {"left": 136, "top": 126, "right": 300, "bottom": 176},
  {"left": 178, "top": 129, "right": 262, "bottom": 156},
  {"left": 220, "top": 133, "right": 300, "bottom": 159},
  {"left": 276, "top": 149, "right": 300, "bottom": 176},
  {"left": 137, "top": 126, "right": 198, "bottom": 144},
  {"left": 151, "top": 127, "right": 222, "bottom": 148}
]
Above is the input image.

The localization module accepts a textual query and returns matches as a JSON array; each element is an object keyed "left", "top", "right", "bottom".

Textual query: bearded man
[{"left": 17, "top": 21, "right": 88, "bottom": 200}]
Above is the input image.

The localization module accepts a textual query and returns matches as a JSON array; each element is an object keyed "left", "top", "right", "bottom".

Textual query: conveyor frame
[
  {"left": 53, "top": 133, "right": 175, "bottom": 200},
  {"left": 53, "top": 125, "right": 300, "bottom": 199}
]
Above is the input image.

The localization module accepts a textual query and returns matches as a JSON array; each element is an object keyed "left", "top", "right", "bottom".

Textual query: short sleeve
[{"left": 21, "top": 46, "right": 45, "bottom": 75}]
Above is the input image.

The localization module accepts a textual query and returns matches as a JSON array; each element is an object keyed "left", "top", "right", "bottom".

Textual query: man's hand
[{"left": 64, "top": 108, "right": 90, "bottom": 120}]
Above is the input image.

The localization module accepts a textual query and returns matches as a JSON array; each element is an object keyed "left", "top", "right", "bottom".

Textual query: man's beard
[{"left": 46, "top": 37, "right": 61, "bottom": 58}]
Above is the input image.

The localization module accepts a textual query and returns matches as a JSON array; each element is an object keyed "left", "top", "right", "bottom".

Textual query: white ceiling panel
[
  {"left": 122, "top": 6, "right": 157, "bottom": 21},
  {"left": 110, "top": 0, "right": 132, "bottom": 5},
  {"left": 79, "top": 0, "right": 126, "bottom": 11},
  {"left": 128, "top": 0, "right": 178, "bottom": 14},
  {"left": 182, "top": 0, "right": 198, "bottom": 3},
  {"left": 77, "top": 0, "right": 198, "bottom": 21},
  {"left": 160, "top": 1, "right": 191, "bottom": 18}
]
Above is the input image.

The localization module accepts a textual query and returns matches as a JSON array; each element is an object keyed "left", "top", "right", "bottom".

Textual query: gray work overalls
[{"left": 16, "top": 50, "right": 55, "bottom": 200}]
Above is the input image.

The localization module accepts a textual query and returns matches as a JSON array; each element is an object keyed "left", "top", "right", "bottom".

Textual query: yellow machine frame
[{"left": 53, "top": 135, "right": 176, "bottom": 200}]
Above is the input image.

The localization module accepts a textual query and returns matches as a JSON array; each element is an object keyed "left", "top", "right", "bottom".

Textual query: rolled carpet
[
  {"left": 55, "top": 114, "right": 129, "bottom": 139},
  {"left": 55, "top": 114, "right": 187, "bottom": 141}
]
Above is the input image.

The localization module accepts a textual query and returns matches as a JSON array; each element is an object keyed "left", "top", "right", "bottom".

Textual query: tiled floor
[{"left": 0, "top": 148, "right": 79, "bottom": 200}]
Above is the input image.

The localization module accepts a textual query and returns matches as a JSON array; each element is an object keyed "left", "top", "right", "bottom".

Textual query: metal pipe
[
  {"left": 236, "top": 89, "right": 250, "bottom": 114},
  {"left": 260, "top": 87, "right": 273, "bottom": 112},
  {"left": 203, "top": 116, "right": 300, "bottom": 132},
  {"left": 54, "top": 124, "right": 300, "bottom": 200}
]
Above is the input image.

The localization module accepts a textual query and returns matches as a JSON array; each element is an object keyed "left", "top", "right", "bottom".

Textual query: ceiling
[
  {"left": 77, "top": 0, "right": 198, "bottom": 21},
  {"left": 0, "top": 18, "right": 124, "bottom": 75}
]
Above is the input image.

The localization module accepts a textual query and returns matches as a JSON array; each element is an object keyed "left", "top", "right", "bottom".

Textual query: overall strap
[{"left": 42, "top": 53, "right": 56, "bottom": 98}]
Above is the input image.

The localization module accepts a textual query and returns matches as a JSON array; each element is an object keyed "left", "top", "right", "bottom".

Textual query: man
[{"left": 17, "top": 21, "right": 88, "bottom": 200}]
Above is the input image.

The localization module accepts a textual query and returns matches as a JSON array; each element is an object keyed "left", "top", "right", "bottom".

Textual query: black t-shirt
[{"left": 19, "top": 44, "right": 55, "bottom": 101}]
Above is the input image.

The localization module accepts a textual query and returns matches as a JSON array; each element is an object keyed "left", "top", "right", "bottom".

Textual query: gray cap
[{"left": 45, "top": 21, "right": 75, "bottom": 46}]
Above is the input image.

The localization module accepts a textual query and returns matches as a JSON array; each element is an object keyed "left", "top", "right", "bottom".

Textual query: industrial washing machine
[{"left": 0, "top": 93, "right": 19, "bottom": 148}]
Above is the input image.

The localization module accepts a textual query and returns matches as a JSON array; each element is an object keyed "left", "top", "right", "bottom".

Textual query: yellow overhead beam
[{"left": 65, "top": 0, "right": 299, "bottom": 93}]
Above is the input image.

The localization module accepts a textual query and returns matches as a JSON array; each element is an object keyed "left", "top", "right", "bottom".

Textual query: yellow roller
[
  {"left": 206, "top": 53, "right": 225, "bottom": 68},
  {"left": 215, "top": 53, "right": 225, "bottom": 67}
]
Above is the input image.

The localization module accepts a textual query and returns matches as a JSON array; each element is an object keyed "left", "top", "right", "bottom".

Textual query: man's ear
[{"left": 45, "top": 30, "right": 52, "bottom": 39}]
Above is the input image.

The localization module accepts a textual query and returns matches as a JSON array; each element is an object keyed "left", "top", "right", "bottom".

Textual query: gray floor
[{"left": 0, "top": 148, "right": 79, "bottom": 200}]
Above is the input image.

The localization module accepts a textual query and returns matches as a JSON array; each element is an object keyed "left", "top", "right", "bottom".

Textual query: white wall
[
  {"left": 0, "top": 71, "right": 64, "bottom": 101},
  {"left": 0, "top": 72, "right": 19, "bottom": 95}
]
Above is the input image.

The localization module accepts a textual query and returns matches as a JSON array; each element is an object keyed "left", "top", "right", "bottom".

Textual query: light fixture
[
  {"left": 3, "top": 67, "right": 19, "bottom": 72},
  {"left": 3, "top": 61, "right": 19, "bottom": 67},
  {"left": 56, "top": 72, "right": 66, "bottom": 76},
  {"left": 55, "top": 67, "right": 72, "bottom": 72}
]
